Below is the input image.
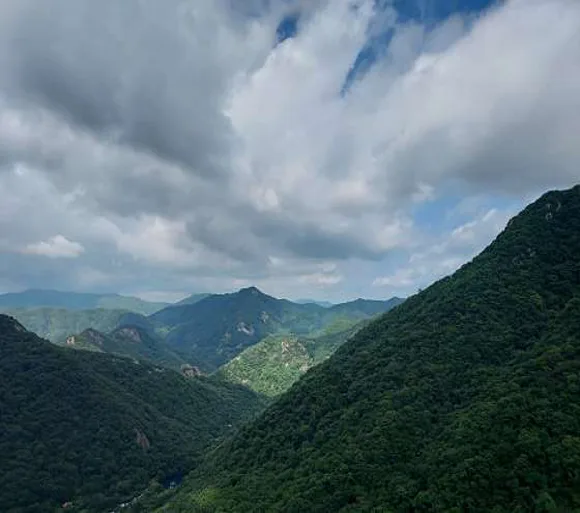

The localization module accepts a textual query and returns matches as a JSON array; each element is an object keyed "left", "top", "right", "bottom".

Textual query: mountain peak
[{"left": 238, "top": 286, "right": 265, "bottom": 296}]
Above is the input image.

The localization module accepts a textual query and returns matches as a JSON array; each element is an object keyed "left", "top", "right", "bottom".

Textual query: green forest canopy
[{"left": 0, "top": 315, "right": 265, "bottom": 513}]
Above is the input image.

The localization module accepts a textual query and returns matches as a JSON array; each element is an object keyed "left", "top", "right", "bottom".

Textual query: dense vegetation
[
  {"left": 158, "top": 185, "right": 580, "bottom": 512},
  {"left": 0, "top": 316, "right": 265, "bottom": 513},
  {"left": 217, "top": 321, "right": 369, "bottom": 397},
  {"left": 67, "top": 326, "right": 188, "bottom": 370},
  {"left": 6, "top": 307, "right": 129, "bottom": 343},
  {"left": 0, "top": 289, "right": 167, "bottom": 314},
  {"left": 150, "top": 288, "right": 402, "bottom": 371}
]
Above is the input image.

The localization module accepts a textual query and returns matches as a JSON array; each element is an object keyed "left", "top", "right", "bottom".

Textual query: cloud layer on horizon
[{"left": 0, "top": 0, "right": 579, "bottom": 301}]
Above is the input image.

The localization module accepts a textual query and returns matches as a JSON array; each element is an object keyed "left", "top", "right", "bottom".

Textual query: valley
[{"left": 2, "top": 186, "right": 580, "bottom": 512}]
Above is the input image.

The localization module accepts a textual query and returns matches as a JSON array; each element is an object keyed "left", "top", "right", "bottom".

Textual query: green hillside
[
  {"left": 0, "top": 289, "right": 167, "bottom": 314},
  {"left": 6, "top": 307, "right": 129, "bottom": 342},
  {"left": 151, "top": 288, "right": 402, "bottom": 372},
  {"left": 158, "top": 185, "right": 580, "bottom": 512},
  {"left": 216, "top": 321, "right": 368, "bottom": 397},
  {"left": 67, "top": 326, "right": 188, "bottom": 370},
  {"left": 0, "top": 315, "right": 265, "bottom": 513}
]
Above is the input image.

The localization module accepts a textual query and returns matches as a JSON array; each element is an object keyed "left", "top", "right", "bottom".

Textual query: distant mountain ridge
[
  {"left": 3, "top": 287, "right": 405, "bottom": 373},
  {"left": 328, "top": 296, "right": 405, "bottom": 316},
  {"left": 294, "top": 299, "right": 334, "bottom": 307},
  {"left": 175, "top": 293, "right": 212, "bottom": 306},
  {"left": 0, "top": 289, "right": 167, "bottom": 315}
]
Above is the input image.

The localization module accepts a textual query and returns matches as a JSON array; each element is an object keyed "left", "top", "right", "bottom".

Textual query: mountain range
[
  {"left": 0, "top": 289, "right": 167, "bottom": 314},
  {"left": 149, "top": 289, "right": 404, "bottom": 371},
  {"left": 1, "top": 288, "right": 403, "bottom": 371}
]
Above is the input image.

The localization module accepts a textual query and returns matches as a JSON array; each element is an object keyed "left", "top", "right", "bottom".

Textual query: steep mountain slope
[
  {"left": 66, "top": 325, "right": 188, "bottom": 370},
  {"left": 160, "top": 185, "right": 580, "bottom": 512},
  {"left": 150, "top": 287, "right": 402, "bottom": 371},
  {"left": 216, "top": 320, "right": 370, "bottom": 397},
  {"left": 6, "top": 307, "right": 129, "bottom": 342},
  {"left": 0, "top": 289, "right": 167, "bottom": 314},
  {"left": 0, "top": 316, "right": 265, "bottom": 513}
]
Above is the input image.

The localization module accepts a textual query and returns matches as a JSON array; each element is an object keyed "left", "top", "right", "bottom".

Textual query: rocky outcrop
[
  {"left": 180, "top": 364, "right": 202, "bottom": 378},
  {"left": 134, "top": 429, "right": 150, "bottom": 451}
]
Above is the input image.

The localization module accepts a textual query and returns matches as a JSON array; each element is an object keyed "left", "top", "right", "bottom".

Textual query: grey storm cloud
[{"left": 0, "top": 0, "right": 238, "bottom": 176}]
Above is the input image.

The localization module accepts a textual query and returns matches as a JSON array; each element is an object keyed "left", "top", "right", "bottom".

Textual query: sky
[{"left": 0, "top": 0, "right": 579, "bottom": 303}]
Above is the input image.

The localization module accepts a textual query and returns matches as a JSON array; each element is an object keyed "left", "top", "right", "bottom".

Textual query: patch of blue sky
[
  {"left": 411, "top": 183, "right": 521, "bottom": 235},
  {"left": 342, "top": 0, "right": 502, "bottom": 93},
  {"left": 275, "top": 12, "right": 300, "bottom": 44}
]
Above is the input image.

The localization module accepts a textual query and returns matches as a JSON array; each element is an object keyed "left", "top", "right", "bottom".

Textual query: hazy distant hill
[
  {"left": 327, "top": 296, "right": 405, "bottom": 317},
  {"left": 0, "top": 289, "right": 167, "bottom": 315},
  {"left": 294, "top": 299, "right": 334, "bottom": 307},
  {"left": 0, "top": 315, "right": 264, "bottom": 513},
  {"left": 161, "top": 186, "right": 580, "bottom": 512}
]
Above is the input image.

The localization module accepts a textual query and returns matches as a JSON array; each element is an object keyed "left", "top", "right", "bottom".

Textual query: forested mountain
[
  {"left": 5, "top": 290, "right": 402, "bottom": 374},
  {"left": 0, "top": 315, "right": 265, "bottom": 513},
  {"left": 158, "top": 186, "right": 580, "bottom": 512},
  {"left": 65, "top": 325, "right": 188, "bottom": 371},
  {"left": 150, "top": 287, "right": 403, "bottom": 372},
  {"left": 5, "top": 307, "right": 129, "bottom": 343},
  {"left": 0, "top": 290, "right": 168, "bottom": 343},
  {"left": 0, "top": 289, "right": 167, "bottom": 314},
  {"left": 216, "top": 320, "right": 368, "bottom": 397}
]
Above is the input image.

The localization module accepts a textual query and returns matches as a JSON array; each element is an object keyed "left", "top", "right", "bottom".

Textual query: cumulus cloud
[{"left": 0, "top": 0, "right": 578, "bottom": 298}]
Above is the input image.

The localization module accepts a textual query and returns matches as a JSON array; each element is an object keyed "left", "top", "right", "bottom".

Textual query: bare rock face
[
  {"left": 134, "top": 429, "right": 150, "bottom": 451},
  {"left": 116, "top": 327, "right": 142, "bottom": 343},
  {"left": 181, "top": 364, "right": 202, "bottom": 378},
  {"left": 81, "top": 329, "right": 107, "bottom": 347},
  {"left": 236, "top": 322, "right": 254, "bottom": 336}
]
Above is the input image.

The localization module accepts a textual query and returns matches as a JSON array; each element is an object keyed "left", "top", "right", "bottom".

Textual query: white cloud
[
  {"left": 0, "top": 0, "right": 578, "bottom": 298},
  {"left": 23, "top": 235, "right": 84, "bottom": 258}
]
